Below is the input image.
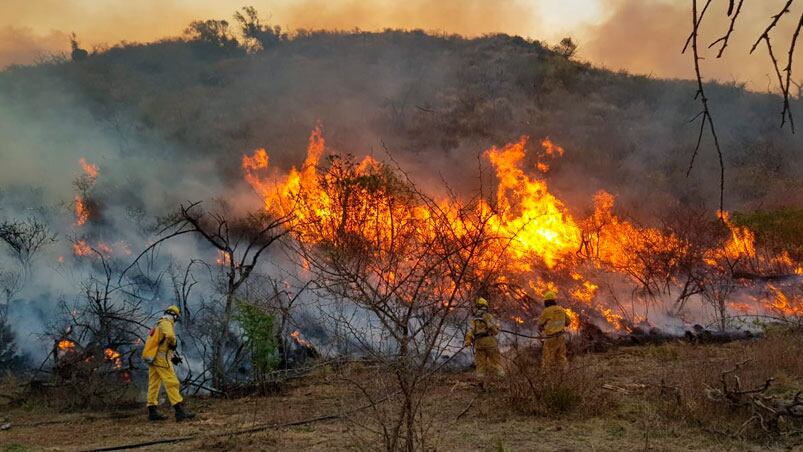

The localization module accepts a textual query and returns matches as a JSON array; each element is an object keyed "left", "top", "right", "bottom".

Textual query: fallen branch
[{"left": 456, "top": 393, "right": 480, "bottom": 420}]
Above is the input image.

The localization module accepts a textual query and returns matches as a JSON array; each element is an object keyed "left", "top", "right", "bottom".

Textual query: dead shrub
[
  {"left": 501, "top": 346, "right": 609, "bottom": 417},
  {"left": 655, "top": 329, "right": 803, "bottom": 440}
]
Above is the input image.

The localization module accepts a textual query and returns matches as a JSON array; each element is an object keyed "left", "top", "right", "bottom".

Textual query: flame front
[{"left": 241, "top": 128, "right": 802, "bottom": 334}]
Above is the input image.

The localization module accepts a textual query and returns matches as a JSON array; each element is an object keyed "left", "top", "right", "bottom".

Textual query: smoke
[
  {"left": 0, "top": 26, "right": 68, "bottom": 68},
  {"left": 0, "top": 9, "right": 801, "bottom": 371},
  {"left": 0, "top": 0, "right": 541, "bottom": 69},
  {"left": 277, "top": 0, "right": 539, "bottom": 35},
  {"left": 584, "top": 0, "right": 803, "bottom": 91},
  {"left": 0, "top": 70, "right": 230, "bottom": 362}
]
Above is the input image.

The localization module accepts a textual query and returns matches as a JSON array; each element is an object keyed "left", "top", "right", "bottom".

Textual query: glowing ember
[
  {"left": 58, "top": 339, "right": 76, "bottom": 352},
  {"left": 216, "top": 250, "right": 232, "bottom": 266},
  {"left": 104, "top": 348, "right": 123, "bottom": 369}
]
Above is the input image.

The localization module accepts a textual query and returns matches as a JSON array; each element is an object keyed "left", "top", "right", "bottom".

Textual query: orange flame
[
  {"left": 565, "top": 308, "right": 580, "bottom": 332},
  {"left": 73, "top": 240, "right": 92, "bottom": 257},
  {"left": 104, "top": 348, "right": 123, "bottom": 369},
  {"left": 768, "top": 284, "right": 803, "bottom": 318},
  {"left": 216, "top": 250, "right": 232, "bottom": 266},
  {"left": 79, "top": 158, "right": 98, "bottom": 179},
  {"left": 290, "top": 330, "right": 312, "bottom": 347},
  {"left": 484, "top": 136, "right": 582, "bottom": 269},
  {"left": 58, "top": 339, "right": 76, "bottom": 352},
  {"left": 74, "top": 196, "right": 89, "bottom": 226},
  {"left": 239, "top": 127, "right": 801, "bottom": 333}
]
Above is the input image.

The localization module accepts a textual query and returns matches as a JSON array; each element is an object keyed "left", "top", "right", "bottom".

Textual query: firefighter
[
  {"left": 464, "top": 297, "right": 504, "bottom": 382},
  {"left": 143, "top": 305, "right": 196, "bottom": 422},
  {"left": 537, "top": 291, "right": 570, "bottom": 368}
]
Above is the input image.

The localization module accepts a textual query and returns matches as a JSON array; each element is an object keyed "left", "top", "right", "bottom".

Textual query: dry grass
[
  {"left": 3, "top": 334, "right": 803, "bottom": 451},
  {"left": 502, "top": 346, "right": 611, "bottom": 417},
  {"left": 652, "top": 328, "right": 803, "bottom": 441}
]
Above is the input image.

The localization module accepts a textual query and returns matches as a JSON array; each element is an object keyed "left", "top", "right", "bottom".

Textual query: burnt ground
[{"left": 2, "top": 337, "right": 803, "bottom": 452}]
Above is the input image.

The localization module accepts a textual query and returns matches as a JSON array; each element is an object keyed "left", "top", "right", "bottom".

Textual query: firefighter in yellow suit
[
  {"left": 538, "top": 291, "right": 570, "bottom": 368},
  {"left": 465, "top": 297, "right": 504, "bottom": 382},
  {"left": 145, "top": 305, "right": 195, "bottom": 422}
]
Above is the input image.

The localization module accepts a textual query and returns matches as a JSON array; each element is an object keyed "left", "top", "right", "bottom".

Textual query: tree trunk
[{"left": 212, "top": 287, "right": 236, "bottom": 389}]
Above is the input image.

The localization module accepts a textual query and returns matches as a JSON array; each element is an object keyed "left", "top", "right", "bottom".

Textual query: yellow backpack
[{"left": 141, "top": 321, "right": 164, "bottom": 364}]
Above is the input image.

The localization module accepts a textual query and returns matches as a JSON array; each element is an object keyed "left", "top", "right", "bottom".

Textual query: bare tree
[
  {"left": 684, "top": 0, "right": 803, "bottom": 210},
  {"left": 141, "top": 200, "right": 292, "bottom": 390},
  {"left": 0, "top": 217, "right": 56, "bottom": 278},
  {"left": 47, "top": 243, "right": 155, "bottom": 408},
  {"left": 291, "top": 155, "right": 496, "bottom": 450}
]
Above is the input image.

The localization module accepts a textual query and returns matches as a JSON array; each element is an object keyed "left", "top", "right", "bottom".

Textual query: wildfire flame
[
  {"left": 104, "top": 348, "right": 123, "bottom": 369},
  {"left": 241, "top": 128, "right": 802, "bottom": 334},
  {"left": 72, "top": 240, "right": 92, "bottom": 257},
  {"left": 79, "top": 158, "right": 98, "bottom": 179},
  {"left": 74, "top": 196, "right": 89, "bottom": 226},
  {"left": 290, "top": 330, "right": 312, "bottom": 348},
  {"left": 58, "top": 339, "right": 76, "bottom": 352}
]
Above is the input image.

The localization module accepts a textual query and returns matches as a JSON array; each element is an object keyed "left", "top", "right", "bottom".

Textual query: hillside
[{"left": 1, "top": 29, "right": 801, "bottom": 219}]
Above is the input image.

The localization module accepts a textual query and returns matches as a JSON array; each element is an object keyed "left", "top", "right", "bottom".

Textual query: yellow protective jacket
[
  {"left": 465, "top": 312, "right": 500, "bottom": 347},
  {"left": 538, "top": 305, "right": 569, "bottom": 337},
  {"left": 149, "top": 316, "right": 177, "bottom": 365}
]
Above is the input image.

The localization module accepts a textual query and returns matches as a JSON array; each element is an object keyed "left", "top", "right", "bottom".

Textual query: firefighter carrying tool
[
  {"left": 537, "top": 291, "right": 570, "bottom": 368},
  {"left": 465, "top": 297, "right": 504, "bottom": 382},
  {"left": 142, "top": 305, "right": 196, "bottom": 422}
]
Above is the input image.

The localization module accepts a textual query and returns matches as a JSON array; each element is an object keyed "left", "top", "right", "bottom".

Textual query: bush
[
  {"left": 654, "top": 329, "right": 803, "bottom": 439},
  {"left": 236, "top": 303, "right": 280, "bottom": 386},
  {"left": 733, "top": 209, "right": 803, "bottom": 260},
  {"left": 502, "top": 346, "right": 608, "bottom": 417}
]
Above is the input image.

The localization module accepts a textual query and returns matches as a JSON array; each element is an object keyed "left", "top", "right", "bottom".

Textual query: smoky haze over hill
[{"left": 1, "top": 28, "right": 801, "bottom": 220}]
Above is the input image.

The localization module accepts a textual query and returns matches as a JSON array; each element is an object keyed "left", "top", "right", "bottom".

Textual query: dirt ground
[{"left": 3, "top": 339, "right": 803, "bottom": 452}]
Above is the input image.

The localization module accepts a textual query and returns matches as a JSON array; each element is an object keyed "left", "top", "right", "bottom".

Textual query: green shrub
[
  {"left": 236, "top": 303, "right": 280, "bottom": 376},
  {"left": 733, "top": 209, "right": 803, "bottom": 259}
]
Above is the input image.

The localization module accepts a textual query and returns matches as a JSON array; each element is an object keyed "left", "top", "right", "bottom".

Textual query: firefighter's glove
[{"left": 171, "top": 354, "right": 183, "bottom": 365}]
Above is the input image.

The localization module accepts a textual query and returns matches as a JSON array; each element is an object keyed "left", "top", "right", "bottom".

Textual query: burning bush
[{"left": 44, "top": 338, "right": 136, "bottom": 410}]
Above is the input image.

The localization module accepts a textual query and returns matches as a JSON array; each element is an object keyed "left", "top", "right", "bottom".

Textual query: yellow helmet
[
  {"left": 476, "top": 297, "right": 489, "bottom": 308},
  {"left": 542, "top": 290, "right": 557, "bottom": 302},
  {"left": 165, "top": 305, "right": 181, "bottom": 316}
]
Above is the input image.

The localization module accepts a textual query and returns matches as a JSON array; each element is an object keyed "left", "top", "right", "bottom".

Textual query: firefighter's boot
[
  {"left": 174, "top": 402, "right": 196, "bottom": 422},
  {"left": 148, "top": 405, "right": 168, "bottom": 421}
]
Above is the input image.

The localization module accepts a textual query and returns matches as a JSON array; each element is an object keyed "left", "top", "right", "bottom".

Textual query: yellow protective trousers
[
  {"left": 147, "top": 355, "right": 183, "bottom": 406},
  {"left": 474, "top": 337, "right": 504, "bottom": 378},
  {"left": 541, "top": 335, "right": 567, "bottom": 368}
]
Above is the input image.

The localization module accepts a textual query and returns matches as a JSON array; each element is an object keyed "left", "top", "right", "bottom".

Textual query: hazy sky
[{"left": 1, "top": 0, "right": 801, "bottom": 91}]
